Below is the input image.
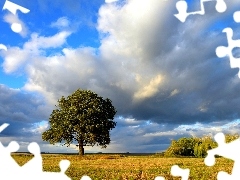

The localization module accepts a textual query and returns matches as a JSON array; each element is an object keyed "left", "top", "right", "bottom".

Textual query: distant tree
[
  {"left": 42, "top": 89, "right": 117, "bottom": 156},
  {"left": 193, "top": 136, "right": 217, "bottom": 158},
  {"left": 193, "top": 134, "right": 239, "bottom": 157},
  {"left": 165, "top": 133, "right": 239, "bottom": 158},
  {"left": 164, "top": 137, "right": 197, "bottom": 157}
]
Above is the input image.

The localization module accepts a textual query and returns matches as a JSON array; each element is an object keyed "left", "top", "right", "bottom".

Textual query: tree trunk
[{"left": 78, "top": 139, "right": 84, "bottom": 156}]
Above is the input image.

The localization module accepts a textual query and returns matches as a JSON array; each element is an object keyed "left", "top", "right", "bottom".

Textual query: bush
[
  {"left": 164, "top": 133, "right": 239, "bottom": 158},
  {"left": 164, "top": 137, "right": 196, "bottom": 157}
]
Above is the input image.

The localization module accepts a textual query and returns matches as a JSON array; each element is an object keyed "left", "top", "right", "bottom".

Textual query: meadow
[{"left": 11, "top": 153, "right": 234, "bottom": 179}]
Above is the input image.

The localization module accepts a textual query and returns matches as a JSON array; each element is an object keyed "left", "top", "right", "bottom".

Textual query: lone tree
[{"left": 42, "top": 89, "right": 117, "bottom": 156}]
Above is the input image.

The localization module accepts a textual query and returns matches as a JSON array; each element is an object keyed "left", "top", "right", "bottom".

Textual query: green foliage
[
  {"left": 225, "top": 133, "right": 239, "bottom": 143},
  {"left": 165, "top": 133, "right": 239, "bottom": 158},
  {"left": 193, "top": 136, "right": 217, "bottom": 158},
  {"left": 42, "top": 89, "right": 117, "bottom": 155},
  {"left": 164, "top": 137, "right": 197, "bottom": 157}
]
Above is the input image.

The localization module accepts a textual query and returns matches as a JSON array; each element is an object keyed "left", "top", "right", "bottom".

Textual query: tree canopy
[
  {"left": 42, "top": 89, "right": 117, "bottom": 156},
  {"left": 164, "top": 133, "right": 239, "bottom": 158}
]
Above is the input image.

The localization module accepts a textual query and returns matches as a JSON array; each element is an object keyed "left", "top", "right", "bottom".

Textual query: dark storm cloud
[
  {"left": 5, "top": 0, "right": 238, "bottom": 128},
  {"left": 94, "top": 1, "right": 240, "bottom": 126},
  {"left": 2, "top": 0, "right": 240, "bottom": 153},
  {"left": 0, "top": 84, "right": 51, "bottom": 137},
  {"left": 12, "top": 0, "right": 240, "bottom": 128}
]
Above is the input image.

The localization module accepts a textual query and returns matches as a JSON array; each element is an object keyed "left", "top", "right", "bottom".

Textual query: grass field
[{"left": 11, "top": 153, "right": 234, "bottom": 179}]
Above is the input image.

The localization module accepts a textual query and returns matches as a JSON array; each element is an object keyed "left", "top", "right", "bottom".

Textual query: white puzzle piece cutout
[
  {"left": 233, "top": 11, "right": 240, "bottom": 23},
  {"left": 80, "top": 175, "right": 92, "bottom": 180},
  {"left": 154, "top": 177, "right": 165, "bottom": 180},
  {"left": 0, "top": 123, "right": 92, "bottom": 180},
  {"left": 154, "top": 165, "right": 190, "bottom": 180},
  {"left": 2, "top": 0, "right": 30, "bottom": 14},
  {"left": 174, "top": 0, "right": 227, "bottom": 22},
  {"left": 215, "top": 12, "right": 240, "bottom": 78},
  {"left": 2, "top": 0, "right": 30, "bottom": 33},
  {"left": 205, "top": 132, "right": 240, "bottom": 179},
  {"left": 171, "top": 165, "right": 190, "bottom": 180}
]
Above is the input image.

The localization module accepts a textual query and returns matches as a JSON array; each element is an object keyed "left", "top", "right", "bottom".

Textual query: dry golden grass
[{"left": 11, "top": 154, "right": 234, "bottom": 180}]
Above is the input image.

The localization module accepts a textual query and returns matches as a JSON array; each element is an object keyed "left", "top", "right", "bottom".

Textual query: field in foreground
[{"left": 11, "top": 154, "right": 234, "bottom": 179}]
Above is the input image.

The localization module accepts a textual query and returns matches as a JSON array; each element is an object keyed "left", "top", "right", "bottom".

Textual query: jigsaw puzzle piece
[
  {"left": 205, "top": 132, "right": 240, "bottom": 162},
  {"left": 215, "top": 0, "right": 227, "bottom": 13},
  {"left": 0, "top": 123, "right": 9, "bottom": 132},
  {"left": 216, "top": 169, "right": 240, "bottom": 180},
  {"left": 205, "top": 132, "right": 240, "bottom": 179},
  {"left": 217, "top": 171, "right": 232, "bottom": 180},
  {"left": 2, "top": 0, "right": 30, "bottom": 33},
  {"left": 215, "top": 27, "right": 240, "bottom": 77},
  {"left": 0, "top": 141, "right": 21, "bottom": 176},
  {"left": 171, "top": 165, "right": 190, "bottom": 180},
  {"left": 215, "top": 10, "right": 240, "bottom": 78},
  {"left": 0, "top": 123, "right": 78, "bottom": 179},
  {"left": 21, "top": 142, "right": 43, "bottom": 174},
  {"left": 216, "top": 28, "right": 234, "bottom": 58},
  {"left": 233, "top": 11, "right": 240, "bottom": 23},
  {"left": 204, "top": 151, "right": 216, "bottom": 166},
  {"left": 21, "top": 159, "right": 72, "bottom": 180},
  {"left": 154, "top": 165, "right": 190, "bottom": 180},
  {"left": 174, "top": 0, "right": 227, "bottom": 22},
  {"left": 3, "top": 0, "right": 30, "bottom": 14},
  {"left": 23, "top": 172, "right": 71, "bottom": 180},
  {"left": 0, "top": 123, "right": 20, "bottom": 173},
  {"left": 81, "top": 175, "right": 92, "bottom": 180},
  {"left": 43, "top": 160, "right": 71, "bottom": 180},
  {"left": 174, "top": 1, "right": 188, "bottom": 22}
]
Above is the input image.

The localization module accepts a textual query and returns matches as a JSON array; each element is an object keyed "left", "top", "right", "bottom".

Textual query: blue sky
[{"left": 1, "top": 0, "right": 240, "bottom": 154}]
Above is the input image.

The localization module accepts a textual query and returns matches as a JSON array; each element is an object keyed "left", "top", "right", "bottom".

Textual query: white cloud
[
  {"left": 2, "top": 47, "right": 29, "bottom": 73},
  {"left": 24, "top": 31, "right": 71, "bottom": 50},
  {"left": 133, "top": 74, "right": 164, "bottom": 101},
  {"left": 1, "top": 30, "right": 71, "bottom": 74},
  {"left": 169, "top": 89, "right": 179, "bottom": 97},
  {"left": 2, "top": 0, "right": 172, "bottom": 107},
  {"left": 143, "top": 120, "right": 240, "bottom": 141},
  {"left": 98, "top": 0, "right": 169, "bottom": 60},
  {"left": 143, "top": 131, "right": 179, "bottom": 137},
  {"left": 22, "top": 47, "right": 99, "bottom": 105},
  {"left": 26, "top": 121, "right": 49, "bottom": 134},
  {"left": 105, "top": 0, "right": 119, "bottom": 3},
  {"left": 50, "top": 17, "right": 70, "bottom": 29}
]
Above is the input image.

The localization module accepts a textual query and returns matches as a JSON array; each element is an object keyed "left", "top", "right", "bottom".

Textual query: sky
[{"left": 0, "top": 0, "right": 240, "bottom": 153}]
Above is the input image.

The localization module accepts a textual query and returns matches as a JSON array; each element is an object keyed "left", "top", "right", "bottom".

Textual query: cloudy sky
[{"left": 0, "top": 0, "right": 240, "bottom": 153}]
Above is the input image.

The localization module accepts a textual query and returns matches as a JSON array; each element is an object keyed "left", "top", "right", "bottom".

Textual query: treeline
[{"left": 164, "top": 133, "right": 239, "bottom": 158}]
